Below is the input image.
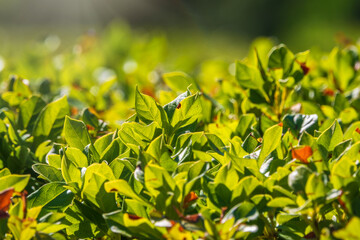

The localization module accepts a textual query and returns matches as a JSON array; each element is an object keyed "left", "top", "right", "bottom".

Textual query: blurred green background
[
  {"left": 1, "top": 0, "right": 360, "bottom": 51},
  {"left": 1, "top": 0, "right": 360, "bottom": 87},
  {"left": 0, "top": 0, "right": 359, "bottom": 125}
]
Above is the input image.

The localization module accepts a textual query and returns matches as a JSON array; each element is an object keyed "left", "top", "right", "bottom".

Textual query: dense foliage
[{"left": 1, "top": 30, "right": 360, "bottom": 239}]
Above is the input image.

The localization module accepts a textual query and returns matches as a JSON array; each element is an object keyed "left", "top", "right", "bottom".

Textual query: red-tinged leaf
[
  {"left": 128, "top": 214, "right": 142, "bottom": 220},
  {"left": 304, "top": 232, "right": 316, "bottom": 239},
  {"left": 356, "top": 127, "right": 360, "bottom": 134},
  {"left": 0, "top": 211, "right": 9, "bottom": 219},
  {"left": 220, "top": 207, "right": 228, "bottom": 221},
  {"left": 300, "top": 62, "right": 310, "bottom": 75},
  {"left": 183, "top": 192, "right": 198, "bottom": 209},
  {"left": 338, "top": 197, "right": 346, "bottom": 209},
  {"left": 88, "top": 107, "right": 96, "bottom": 114},
  {"left": 72, "top": 83, "right": 83, "bottom": 90},
  {"left": 292, "top": 146, "right": 313, "bottom": 163},
  {"left": 141, "top": 87, "right": 156, "bottom": 99},
  {"left": 338, "top": 191, "right": 348, "bottom": 212},
  {"left": 323, "top": 88, "right": 335, "bottom": 97},
  {"left": 86, "top": 124, "right": 95, "bottom": 131},
  {"left": 183, "top": 214, "right": 200, "bottom": 223},
  {"left": 22, "top": 190, "right": 27, "bottom": 219},
  {"left": 165, "top": 220, "right": 182, "bottom": 234},
  {"left": 173, "top": 207, "right": 184, "bottom": 218},
  {"left": 0, "top": 188, "right": 14, "bottom": 212},
  {"left": 71, "top": 107, "right": 79, "bottom": 116},
  {"left": 210, "top": 85, "right": 219, "bottom": 96}
]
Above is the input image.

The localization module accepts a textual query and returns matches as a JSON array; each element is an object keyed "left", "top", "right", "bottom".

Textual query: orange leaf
[
  {"left": 71, "top": 107, "right": 79, "bottom": 116},
  {"left": 141, "top": 87, "right": 156, "bottom": 99},
  {"left": 0, "top": 188, "right": 14, "bottom": 212},
  {"left": 183, "top": 192, "right": 198, "bottom": 209},
  {"left": 292, "top": 146, "right": 313, "bottom": 164},
  {"left": 0, "top": 188, "right": 14, "bottom": 219},
  {"left": 86, "top": 124, "right": 95, "bottom": 131},
  {"left": 356, "top": 127, "right": 360, "bottom": 134},
  {"left": 323, "top": 88, "right": 335, "bottom": 97}
]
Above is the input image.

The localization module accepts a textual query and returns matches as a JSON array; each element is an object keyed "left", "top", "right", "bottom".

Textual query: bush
[{"left": 1, "top": 33, "right": 360, "bottom": 239}]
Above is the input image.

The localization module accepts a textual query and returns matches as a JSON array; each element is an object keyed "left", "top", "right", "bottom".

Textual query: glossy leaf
[{"left": 64, "top": 116, "right": 91, "bottom": 150}]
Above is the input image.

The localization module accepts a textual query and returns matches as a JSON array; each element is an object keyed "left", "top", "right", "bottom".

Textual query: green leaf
[
  {"left": 242, "top": 134, "right": 259, "bottom": 153},
  {"left": 61, "top": 153, "right": 82, "bottom": 187},
  {"left": 344, "top": 121, "right": 360, "bottom": 142},
  {"left": 268, "top": 44, "right": 294, "bottom": 76},
  {"left": 64, "top": 116, "right": 91, "bottom": 150},
  {"left": 103, "top": 211, "right": 164, "bottom": 240},
  {"left": 0, "top": 168, "right": 11, "bottom": 177},
  {"left": 163, "top": 90, "right": 191, "bottom": 121},
  {"left": 124, "top": 199, "right": 148, "bottom": 218},
  {"left": 258, "top": 124, "right": 282, "bottom": 167},
  {"left": 109, "top": 158, "right": 134, "bottom": 180},
  {"left": 94, "top": 132, "right": 114, "bottom": 154},
  {"left": 146, "top": 134, "right": 165, "bottom": 161},
  {"left": 144, "top": 163, "right": 176, "bottom": 198},
  {"left": 27, "top": 182, "right": 67, "bottom": 208},
  {"left": 81, "top": 172, "right": 117, "bottom": 213},
  {"left": 235, "top": 114, "right": 256, "bottom": 140},
  {"left": 96, "top": 137, "right": 126, "bottom": 163},
  {"left": 162, "top": 71, "right": 197, "bottom": 92},
  {"left": 214, "top": 164, "right": 239, "bottom": 191},
  {"left": 205, "top": 133, "right": 226, "bottom": 155},
  {"left": 65, "top": 147, "right": 89, "bottom": 168},
  {"left": 207, "top": 183, "right": 231, "bottom": 208},
  {"left": 47, "top": 154, "right": 62, "bottom": 168},
  {"left": 119, "top": 122, "right": 157, "bottom": 149},
  {"left": 65, "top": 200, "right": 105, "bottom": 238},
  {"left": 18, "top": 95, "right": 46, "bottom": 130},
  {"left": 305, "top": 173, "right": 327, "bottom": 200},
  {"left": 82, "top": 108, "right": 99, "bottom": 129},
  {"left": 33, "top": 96, "right": 70, "bottom": 143},
  {"left": 36, "top": 213, "right": 68, "bottom": 234},
  {"left": 282, "top": 114, "right": 318, "bottom": 136},
  {"left": 81, "top": 162, "right": 116, "bottom": 186},
  {"left": 235, "top": 61, "right": 264, "bottom": 90},
  {"left": 331, "top": 158, "right": 356, "bottom": 189},
  {"left": 333, "top": 217, "right": 360, "bottom": 239},
  {"left": 32, "top": 163, "right": 64, "bottom": 182},
  {"left": 317, "top": 120, "right": 343, "bottom": 152},
  {"left": 135, "top": 86, "right": 168, "bottom": 128},
  {"left": 329, "top": 47, "right": 356, "bottom": 91},
  {"left": 221, "top": 201, "right": 258, "bottom": 223},
  {"left": 171, "top": 93, "right": 202, "bottom": 129},
  {"left": 288, "top": 166, "right": 312, "bottom": 193},
  {"left": 105, "top": 179, "right": 153, "bottom": 208},
  {"left": 267, "top": 197, "right": 296, "bottom": 208},
  {"left": 0, "top": 174, "right": 30, "bottom": 192}
]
